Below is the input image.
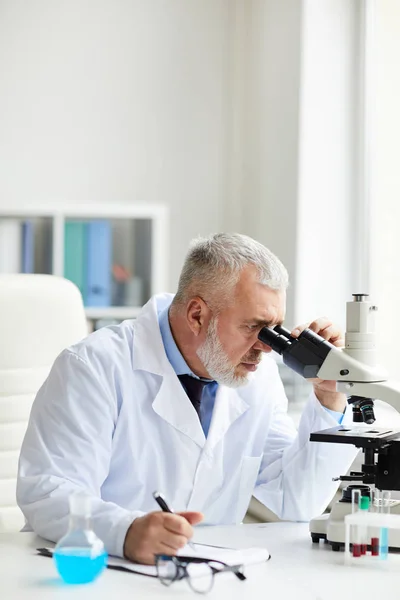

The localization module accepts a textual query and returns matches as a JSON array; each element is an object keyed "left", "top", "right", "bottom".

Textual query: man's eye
[{"left": 247, "top": 325, "right": 258, "bottom": 331}]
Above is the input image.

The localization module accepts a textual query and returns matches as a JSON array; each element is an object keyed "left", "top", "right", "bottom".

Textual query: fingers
[
  {"left": 136, "top": 540, "right": 184, "bottom": 565},
  {"left": 160, "top": 530, "right": 188, "bottom": 551},
  {"left": 178, "top": 511, "right": 204, "bottom": 526},
  {"left": 316, "top": 325, "right": 343, "bottom": 346},
  {"left": 158, "top": 540, "right": 185, "bottom": 556},
  {"left": 291, "top": 322, "right": 310, "bottom": 337},
  {"left": 161, "top": 513, "right": 204, "bottom": 553},
  {"left": 291, "top": 317, "right": 344, "bottom": 347},
  {"left": 164, "top": 513, "right": 194, "bottom": 538},
  {"left": 310, "top": 318, "right": 344, "bottom": 347},
  {"left": 308, "top": 317, "right": 333, "bottom": 334}
]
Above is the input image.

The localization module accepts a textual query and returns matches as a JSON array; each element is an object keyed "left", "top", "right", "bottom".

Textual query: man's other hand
[{"left": 291, "top": 317, "right": 347, "bottom": 412}]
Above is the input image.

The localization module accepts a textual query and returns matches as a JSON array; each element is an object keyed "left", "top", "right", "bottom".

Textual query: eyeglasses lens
[
  {"left": 187, "top": 562, "right": 214, "bottom": 594},
  {"left": 157, "top": 556, "right": 178, "bottom": 586}
]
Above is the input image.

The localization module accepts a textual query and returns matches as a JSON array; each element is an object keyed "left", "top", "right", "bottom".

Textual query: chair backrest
[{"left": 0, "top": 274, "right": 88, "bottom": 531}]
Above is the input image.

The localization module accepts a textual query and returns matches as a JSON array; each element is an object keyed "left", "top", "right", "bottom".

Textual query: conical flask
[{"left": 53, "top": 492, "right": 107, "bottom": 584}]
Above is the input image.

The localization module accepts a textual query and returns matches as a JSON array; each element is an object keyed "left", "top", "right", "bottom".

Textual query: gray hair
[{"left": 172, "top": 233, "right": 288, "bottom": 310}]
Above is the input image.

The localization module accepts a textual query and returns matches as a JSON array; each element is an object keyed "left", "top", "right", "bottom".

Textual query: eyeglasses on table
[{"left": 154, "top": 554, "right": 246, "bottom": 594}]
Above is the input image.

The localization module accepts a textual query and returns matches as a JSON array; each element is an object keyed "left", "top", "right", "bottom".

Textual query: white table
[{"left": 0, "top": 523, "right": 396, "bottom": 599}]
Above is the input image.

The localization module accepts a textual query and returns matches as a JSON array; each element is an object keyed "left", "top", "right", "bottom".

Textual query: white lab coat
[{"left": 17, "top": 294, "right": 358, "bottom": 557}]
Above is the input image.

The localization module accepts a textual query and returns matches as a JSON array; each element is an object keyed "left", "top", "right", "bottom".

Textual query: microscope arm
[
  {"left": 258, "top": 314, "right": 400, "bottom": 414},
  {"left": 312, "top": 346, "right": 400, "bottom": 411},
  {"left": 335, "top": 380, "right": 400, "bottom": 413},
  {"left": 316, "top": 345, "right": 387, "bottom": 383}
]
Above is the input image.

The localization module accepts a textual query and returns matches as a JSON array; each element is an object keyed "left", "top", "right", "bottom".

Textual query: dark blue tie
[{"left": 178, "top": 374, "right": 210, "bottom": 418}]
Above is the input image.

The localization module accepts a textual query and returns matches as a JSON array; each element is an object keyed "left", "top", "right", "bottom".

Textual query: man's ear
[{"left": 186, "top": 297, "right": 210, "bottom": 336}]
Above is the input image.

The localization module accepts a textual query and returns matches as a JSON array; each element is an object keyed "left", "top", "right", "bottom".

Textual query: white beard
[{"left": 196, "top": 316, "right": 254, "bottom": 388}]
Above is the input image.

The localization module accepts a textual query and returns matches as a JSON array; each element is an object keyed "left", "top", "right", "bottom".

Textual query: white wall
[
  {"left": 370, "top": 0, "right": 400, "bottom": 378},
  {"left": 238, "top": 0, "right": 303, "bottom": 327},
  {"left": 296, "top": 0, "right": 360, "bottom": 327},
  {"left": 231, "top": 0, "right": 362, "bottom": 329},
  {"left": 0, "top": 0, "right": 363, "bottom": 330},
  {"left": 0, "top": 0, "right": 232, "bottom": 290}
]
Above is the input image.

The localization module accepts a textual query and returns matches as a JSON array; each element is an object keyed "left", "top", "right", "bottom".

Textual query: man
[{"left": 17, "top": 233, "right": 357, "bottom": 564}]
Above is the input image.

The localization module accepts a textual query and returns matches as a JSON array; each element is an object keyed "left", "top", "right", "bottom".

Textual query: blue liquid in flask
[
  {"left": 53, "top": 492, "right": 107, "bottom": 584},
  {"left": 54, "top": 548, "right": 107, "bottom": 584}
]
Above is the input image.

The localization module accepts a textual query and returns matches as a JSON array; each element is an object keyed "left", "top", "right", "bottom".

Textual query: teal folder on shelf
[
  {"left": 64, "top": 221, "right": 87, "bottom": 300},
  {"left": 85, "top": 220, "right": 112, "bottom": 307}
]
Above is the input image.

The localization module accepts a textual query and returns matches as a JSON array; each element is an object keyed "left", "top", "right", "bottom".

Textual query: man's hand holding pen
[{"left": 123, "top": 510, "right": 204, "bottom": 565}]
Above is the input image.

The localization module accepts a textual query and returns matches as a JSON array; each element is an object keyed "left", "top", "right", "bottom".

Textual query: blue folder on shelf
[
  {"left": 21, "top": 220, "right": 34, "bottom": 273},
  {"left": 64, "top": 221, "right": 87, "bottom": 300},
  {"left": 86, "top": 220, "right": 112, "bottom": 307}
]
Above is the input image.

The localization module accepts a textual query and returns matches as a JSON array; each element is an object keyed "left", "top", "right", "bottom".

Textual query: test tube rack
[{"left": 344, "top": 512, "right": 400, "bottom": 567}]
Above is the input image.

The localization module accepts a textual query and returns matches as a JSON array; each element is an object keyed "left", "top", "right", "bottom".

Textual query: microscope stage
[{"left": 310, "top": 426, "right": 400, "bottom": 449}]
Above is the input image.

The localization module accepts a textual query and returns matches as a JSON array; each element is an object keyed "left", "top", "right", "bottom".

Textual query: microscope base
[{"left": 310, "top": 498, "right": 400, "bottom": 551}]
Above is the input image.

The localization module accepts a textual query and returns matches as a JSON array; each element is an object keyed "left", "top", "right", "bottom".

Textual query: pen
[{"left": 152, "top": 491, "right": 196, "bottom": 551}]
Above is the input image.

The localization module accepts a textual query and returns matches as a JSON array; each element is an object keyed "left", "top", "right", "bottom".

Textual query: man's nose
[{"left": 252, "top": 339, "right": 272, "bottom": 353}]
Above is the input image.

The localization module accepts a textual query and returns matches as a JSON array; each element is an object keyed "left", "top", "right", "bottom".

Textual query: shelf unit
[{"left": 0, "top": 204, "right": 168, "bottom": 325}]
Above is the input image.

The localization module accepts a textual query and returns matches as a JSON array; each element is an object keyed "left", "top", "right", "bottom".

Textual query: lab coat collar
[
  {"left": 132, "top": 294, "right": 250, "bottom": 449},
  {"left": 132, "top": 293, "right": 176, "bottom": 376},
  {"left": 132, "top": 294, "right": 206, "bottom": 446}
]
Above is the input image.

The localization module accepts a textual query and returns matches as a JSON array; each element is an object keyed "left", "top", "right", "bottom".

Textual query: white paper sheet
[{"left": 106, "top": 542, "right": 270, "bottom": 576}]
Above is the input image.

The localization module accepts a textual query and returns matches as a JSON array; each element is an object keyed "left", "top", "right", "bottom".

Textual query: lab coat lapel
[
  {"left": 152, "top": 374, "right": 206, "bottom": 449},
  {"left": 132, "top": 296, "right": 206, "bottom": 447},
  {"left": 206, "top": 385, "right": 250, "bottom": 450}
]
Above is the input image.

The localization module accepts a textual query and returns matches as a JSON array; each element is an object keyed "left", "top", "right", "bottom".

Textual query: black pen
[{"left": 152, "top": 491, "right": 196, "bottom": 551}]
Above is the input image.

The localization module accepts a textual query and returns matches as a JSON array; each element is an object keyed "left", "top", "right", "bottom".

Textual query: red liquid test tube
[{"left": 371, "top": 537, "right": 380, "bottom": 556}]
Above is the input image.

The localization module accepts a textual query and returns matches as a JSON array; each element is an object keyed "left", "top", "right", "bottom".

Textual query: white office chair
[{"left": 0, "top": 274, "right": 88, "bottom": 532}]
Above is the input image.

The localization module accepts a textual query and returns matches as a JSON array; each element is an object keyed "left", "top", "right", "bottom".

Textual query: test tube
[
  {"left": 370, "top": 489, "right": 391, "bottom": 559},
  {"left": 351, "top": 488, "right": 361, "bottom": 514},
  {"left": 377, "top": 490, "right": 390, "bottom": 560},
  {"left": 369, "top": 489, "right": 378, "bottom": 556},
  {"left": 371, "top": 536, "right": 380, "bottom": 556},
  {"left": 358, "top": 495, "right": 370, "bottom": 555},
  {"left": 351, "top": 488, "right": 360, "bottom": 557},
  {"left": 351, "top": 489, "right": 370, "bottom": 557}
]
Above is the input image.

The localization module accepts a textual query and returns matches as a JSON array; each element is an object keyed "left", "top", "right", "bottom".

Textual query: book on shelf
[
  {"left": 21, "top": 220, "right": 34, "bottom": 273},
  {"left": 0, "top": 219, "right": 42, "bottom": 274},
  {"left": 64, "top": 219, "right": 112, "bottom": 307},
  {"left": 64, "top": 221, "right": 87, "bottom": 300},
  {"left": 85, "top": 220, "right": 112, "bottom": 307}
]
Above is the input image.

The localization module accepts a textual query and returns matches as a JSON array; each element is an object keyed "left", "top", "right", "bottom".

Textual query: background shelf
[{"left": 0, "top": 204, "right": 168, "bottom": 328}]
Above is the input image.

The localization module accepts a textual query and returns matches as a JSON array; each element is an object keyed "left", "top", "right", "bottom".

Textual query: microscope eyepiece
[
  {"left": 298, "top": 328, "right": 328, "bottom": 345},
  {"left": 258, "top": 327, "right": 291, "bottom": 355},
  {"left": 258, "top": 324, "right": 333, "bottom": 378},
  {"left": 273, "top": 325, "right": 293, "bottom": 339}
]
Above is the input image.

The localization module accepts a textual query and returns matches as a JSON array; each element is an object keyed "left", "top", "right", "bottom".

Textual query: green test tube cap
[{"left": 359, "top": 495, "right": 370, "bottom": 511}]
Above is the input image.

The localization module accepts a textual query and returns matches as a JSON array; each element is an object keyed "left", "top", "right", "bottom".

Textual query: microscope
[{"left": 258, "top": 294, "right": 400, "bottom": 551}]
